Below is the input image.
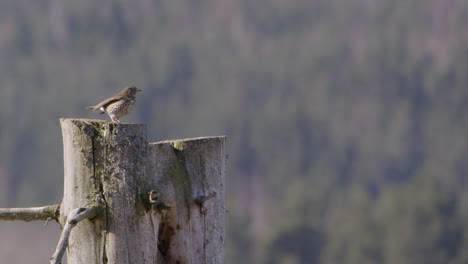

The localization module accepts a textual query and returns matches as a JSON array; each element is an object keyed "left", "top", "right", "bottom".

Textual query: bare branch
[
  {"left": 50, "top": 206, "right": 99, "bottom": 264},
  {"left": 0, "top": 205, "right": 59, "bottom": 222}
]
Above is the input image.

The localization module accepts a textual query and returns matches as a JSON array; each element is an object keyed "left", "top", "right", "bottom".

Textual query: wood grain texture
[
  {"left": 149, "top": 136, "right": 226, "bottom": 264},
  {"left": 60, "top": 118, "right": 225, "bottom": 264},
  {"left": 60, "top": 118, "right": 106, "bottom": 264}
]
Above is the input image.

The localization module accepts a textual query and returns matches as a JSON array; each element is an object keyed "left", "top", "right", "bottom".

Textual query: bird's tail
[{"left": 86, "top": 105, "right": 106, "bottom": 114}]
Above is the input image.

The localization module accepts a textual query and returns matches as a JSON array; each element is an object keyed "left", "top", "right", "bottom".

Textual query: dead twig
[{"left": 50, "top": 206, "right": 99, "bottom": 264}]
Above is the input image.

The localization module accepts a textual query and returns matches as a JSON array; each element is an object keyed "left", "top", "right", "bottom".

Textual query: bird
[{"left": 86, "top": 86, "right": 142, "bottom": 123}]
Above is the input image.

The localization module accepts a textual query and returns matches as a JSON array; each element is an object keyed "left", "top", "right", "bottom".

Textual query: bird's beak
[{"left": 138, "top": 89, "right": 142, "bottom": 92}]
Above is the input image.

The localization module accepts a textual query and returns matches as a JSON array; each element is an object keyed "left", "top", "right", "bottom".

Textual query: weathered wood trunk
[
  {"left": 60, "top": 118, "right": 225, "bottom": 264},
  {"left": 149, "top": 137, "right": 226, "bottom": 263}
]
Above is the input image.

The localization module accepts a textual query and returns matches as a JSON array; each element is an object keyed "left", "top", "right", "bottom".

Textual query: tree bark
[{"left": 60, "top": 118, "right": 225, "bottom": 264}]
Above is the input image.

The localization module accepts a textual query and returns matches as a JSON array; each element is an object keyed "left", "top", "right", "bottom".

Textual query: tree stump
[
  {"left": 60, "top": 118, "right": 226, "bottom": 264},
  {"left": 149, "top": 137, "right": 226, "bottom": 263}
]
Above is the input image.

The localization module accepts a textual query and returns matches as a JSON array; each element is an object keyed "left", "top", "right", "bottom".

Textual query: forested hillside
[{"left": 0, "top": 0, "right": 467, "bottom": 263}]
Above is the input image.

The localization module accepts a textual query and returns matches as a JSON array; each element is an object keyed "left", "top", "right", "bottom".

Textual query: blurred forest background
[{"left": 0, "top": 0, "right": 468, "bottom": 263}]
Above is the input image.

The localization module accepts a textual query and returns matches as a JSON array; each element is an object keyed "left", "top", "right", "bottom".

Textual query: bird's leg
[{"left": 109, "top": 114, "right": 120, "bottom": 123}]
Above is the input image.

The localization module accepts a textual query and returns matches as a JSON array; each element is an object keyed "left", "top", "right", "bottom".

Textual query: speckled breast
[{"left": 106, "top": 98, "right": 135, "bottom": 118}]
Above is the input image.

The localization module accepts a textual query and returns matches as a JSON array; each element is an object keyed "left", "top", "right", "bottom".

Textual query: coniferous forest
[{"left": 1, "top": 0, "right": 468, "bottom": 263}]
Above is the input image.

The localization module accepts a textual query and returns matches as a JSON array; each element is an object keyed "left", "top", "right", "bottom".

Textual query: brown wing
[{"left": 86, "top": 97, "right": 121, "bottom": 111}]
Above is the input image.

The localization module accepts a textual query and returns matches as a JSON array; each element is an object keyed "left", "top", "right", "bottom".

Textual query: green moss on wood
[
  {"left": 44, "top": 205, "right": 61, "bottom": 221},
  {"left": 172, "top": 141, "right": 187, "bottom": 151}
]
